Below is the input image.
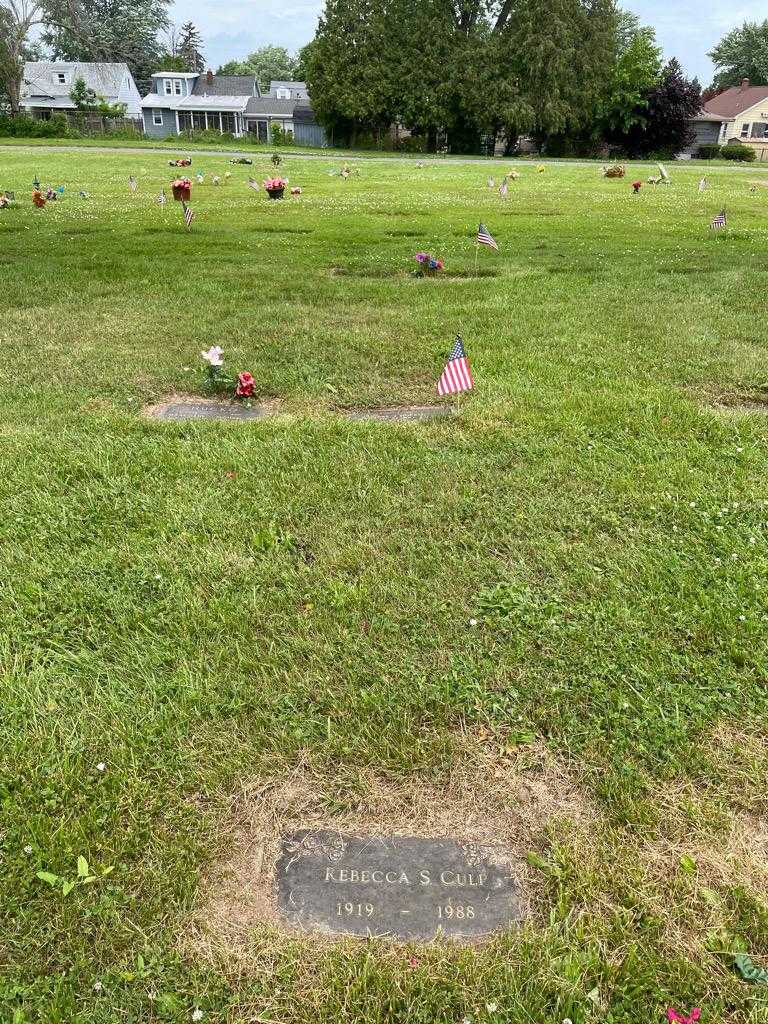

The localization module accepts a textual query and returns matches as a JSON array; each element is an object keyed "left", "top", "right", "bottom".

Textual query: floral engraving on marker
[{"left": 283, "top": 833, "right": 347, "bottom": 871}]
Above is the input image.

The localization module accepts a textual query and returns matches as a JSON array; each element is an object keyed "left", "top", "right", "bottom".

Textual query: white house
[{"left": 21, "top": 62, "right": 142, "bottom": 118}]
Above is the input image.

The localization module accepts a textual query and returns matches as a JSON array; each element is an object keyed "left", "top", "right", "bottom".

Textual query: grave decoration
[
  {"left": 3, "top": 191, "right": 14, "bottom": 201},
  {"left": 0, "top": 194, "right": 11, "bottom": 209},
  {"left": 632, "top": 180, "right": 642, "bottom": 193},
  {"left": 235, "top": 372, "right": 256, "bottom": 398},
  {"left": 230, "top": 158, "right": 253, "bottom": 165},
  {"left": 169, "top": 158, "right": 192, "bottom": 167},
  {"left": 290, "top": 186, "right": 302, "bottom": 196},
  {"left": 45, "top": 187, "right": 57, "bottom": 201},
  {"left": 32, "top": 188, "right": 46, "bottom": 208},
  {"left": 212, "top": 175, "right": 221, "bottom": 186},
  {"left": 537, "top": 164, "right": 546, "bottom": 173},
  {"left": 413, "top": 251, "right": 444, "bottom": 277},
  {"left": 271, "top": 153, "right": 282, "bottom": 168},
  {"left": 171, "top": 177, "right": 192, "bottom": 202},
  {"left": 201, "top": 346, "right": 228, "bottom": 389},
  {"left": 196, "top": 173, "right": 204, "bottom": 185},
  {"left": 78, "top": 190, "right": 90, "bottom": 199},
  {"left": 603, "top": 164, "right": 626, "bottom": 178},
  {"left": 264, "top": 176, "right": 287, "bottom": 199}
]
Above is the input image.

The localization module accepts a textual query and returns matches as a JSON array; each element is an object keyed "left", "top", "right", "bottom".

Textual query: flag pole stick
[{"left": 474, "top": 241, "right": 479, "bottom": 274}]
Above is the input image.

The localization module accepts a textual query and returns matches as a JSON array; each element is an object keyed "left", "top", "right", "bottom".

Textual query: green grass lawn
[{"left": 1, "top": 148, "right": 768, "bottom": 1024}]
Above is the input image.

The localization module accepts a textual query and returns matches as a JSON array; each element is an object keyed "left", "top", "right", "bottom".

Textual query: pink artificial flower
[
  {"left": 235, "top": 371, "right": 255, "bottom": 398},
  {"left": 415, "top": 252, "right": 429, "bottom": 263},
  {"left": 667, "top": 1009, "right": 701, "bottom": 1024}
]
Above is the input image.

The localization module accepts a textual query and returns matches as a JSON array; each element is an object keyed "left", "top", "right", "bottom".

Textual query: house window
[
  {"left": 152, "top": 109, "right": 163, "bottom": 126},
  {"left": 173, "top": 79, "right": 183, "bottom": 95},
  {"left": 741, "top": 122, "right": 750, "bottom": 138},
  {"left": 276, "top": 87, "right": 290, "bottom": 98},
  {"left": 57, "top": 72, "right": 67, "bottom": 84},
  {"left": 752, "top": 122, "right": 768, "bottom": 138},
  {"left": 164, "top": 80, "right": 173, "bottom": 95}
]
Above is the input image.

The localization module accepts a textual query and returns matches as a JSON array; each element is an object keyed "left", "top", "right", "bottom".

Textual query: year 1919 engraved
[
  {"left": 437, "top": 905, "right": 475, "bottom": 920},
  {"left": 337, "top": 902, "right": 375, "bottom": 918}
]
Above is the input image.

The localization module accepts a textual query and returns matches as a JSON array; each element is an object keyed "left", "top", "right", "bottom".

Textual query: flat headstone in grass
[
  {"left": 276, "top": 830, "right": 521, "bottom": 941},
  {"left": 343, "top": 405, "right": 451, "bottom": 423},
  {"left": 145, "top": 398, "right": 277, "bottom": 422}
]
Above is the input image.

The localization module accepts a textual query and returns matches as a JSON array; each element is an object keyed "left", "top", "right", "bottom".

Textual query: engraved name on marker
[{"left": 276, "top": 831, "right": 521, "bottom": 940}]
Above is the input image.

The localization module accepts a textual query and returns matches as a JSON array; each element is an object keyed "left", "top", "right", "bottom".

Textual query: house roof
[
  {"left": 244, "top": 96, "right": 297, "bottom": 116},
  {"left": 705, "top": 82, "right": 768, "bottom": 119},
  {"left": 268, "top": 80, "right": 308, "bottom": 99},
  {"left": 141, "top": 93, "right": 251, "bottom": 112},
  {"left": 692, "top": 109, "right": 726, "bottom": 123},
  {"left": 22, "top": 61, "right": 129, "bottom": 100},
  {"left": 192, "top": 74, "right": 259, "bottom": 97}
]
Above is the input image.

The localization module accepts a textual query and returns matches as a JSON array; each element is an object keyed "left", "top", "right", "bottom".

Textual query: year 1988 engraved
[
  {"left": 437, "top": 905, "right": 475, "bottom": 919},
  {"left": 337, "top": 902, "right": 375, "bottom": 918}
]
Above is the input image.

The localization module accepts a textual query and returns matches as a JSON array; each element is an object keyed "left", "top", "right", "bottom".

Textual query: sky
[{"left": 172, "top": 0, "right": 762, "bottom": 86}]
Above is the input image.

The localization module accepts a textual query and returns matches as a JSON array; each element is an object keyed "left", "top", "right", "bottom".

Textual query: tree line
[{"left": 300, "top": 0, "right": 705, "bottom": 155}]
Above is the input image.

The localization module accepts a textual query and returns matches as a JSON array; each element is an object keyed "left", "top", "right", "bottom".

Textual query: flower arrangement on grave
[
  {"left": 230, "top": 157, "right": 253, "bottom": 165},
  {"left": 196, "top": 172, "right": 204, "bottom": 185},
  {"left": 235, "top": 371, "right": 256, "bottom": 398},
  {"left": 290, "top": 186, "right": 302, "bottom": 196},
  {"left": 413, "top": 252, "right": 444, "bottom": 277},
  {"left": 171, "top": 177, "right": 192, "bottom": 201},
  {"left": 45, "top": 187, "right": 57, "bottom": 201},
  {"left": 271, "top": 153, "right": 282, "bottom": 168},
  {"left": 212, "top": 175, "right": 221, "bottom": 186},
  {"left": 632, "top": 180, "right": 642, "bottom": 193},
  {"left": 32, "top": 188, "right": 46, "bottom": 208},
  {"left": 169, "top": 158, "right": 192, "bottom": 167},
  {"left": 0, "top": 194, "right": 10, "bottom": 209},
  {"left": 603, "top": 164, "right": 626, "bottom": 178},
  {"left": 264, "top": 176, "right": 286, "bottom": 199}
]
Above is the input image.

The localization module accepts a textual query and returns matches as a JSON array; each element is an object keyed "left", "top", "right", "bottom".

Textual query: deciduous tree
[
  {"left": 217, "top": 45, "right": 297, "bottom": 92},
  {"left": 709, "top": 20, "right": 768, "bottom": 92}
]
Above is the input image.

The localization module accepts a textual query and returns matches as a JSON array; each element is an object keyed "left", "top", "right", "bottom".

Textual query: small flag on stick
[
  {"left": 698, "top": 177, "right": 708, "bottom": 192},
  {"left": 710, "top": 209, "right": 727, "bottom": 230},
  {"left": 437, "top": 335, "right": 474, "bottom": 397},
  {"left": 477, "top": 223, "right": 498, "bottom": 251},
  {"left": 157, "top": 190, "right": 166, "bottom": 206},
  {"left": 128, "top": 175, "right": 137, "bottom": 193},
  {"left": 248, "top": 177, "right": 261, "bottom": 191},
  {"left": 182, "top": 200, "right": 194, "bottom": 230},
  {"left": 499, "top": 178, "right": 508, "bottom": 198}
]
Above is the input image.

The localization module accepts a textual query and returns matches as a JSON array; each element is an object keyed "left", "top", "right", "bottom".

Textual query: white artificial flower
[{"left": 201, "top": 346, "right": 224, "bottom": 367}]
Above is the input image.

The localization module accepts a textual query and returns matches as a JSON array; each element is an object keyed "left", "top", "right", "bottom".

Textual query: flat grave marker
[
  {"left": 147, "top": 400, "right": 274, "bottom": 422},
  {"left": 343, "top": 406, "right": 450, "bottom": 424},
  {"left": 276, "top": 830, "right": 521, "bottom": 941}
]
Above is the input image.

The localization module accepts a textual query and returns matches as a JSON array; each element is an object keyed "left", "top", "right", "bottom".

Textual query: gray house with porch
[{"left": 140, "top": 71, "right": 327, "bottom": 145}]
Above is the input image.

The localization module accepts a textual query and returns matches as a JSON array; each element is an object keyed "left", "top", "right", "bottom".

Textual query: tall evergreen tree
[{"left": 177, "top": 20, "right": 204, "bottom": 73}]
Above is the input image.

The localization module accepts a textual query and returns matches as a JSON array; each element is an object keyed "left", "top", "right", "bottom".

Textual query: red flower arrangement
[
  {"left": 632, "top": 181, "right": 642, "bottom": 193},
  {"left": 235, "top": 371, "right": 255, "bottom": 398},
  {"left": 171, "top": 177, "right": 192, "bottom": 201}
]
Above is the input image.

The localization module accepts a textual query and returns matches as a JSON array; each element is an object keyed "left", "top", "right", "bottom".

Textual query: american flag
[
  {"left": 437, "top": 335, "right": 474, "bottom": 397},
  {"left": 248, "top": 177, "right": 261, "bottom": 191},
  {"left": 182, "top": 200, "right": 194, "bottom": 230},
  {"left": 710, "top": 209, "right": 727, "bottom": 230},
  {"left": 698, "top": 177, "right": 708, "bottom": 192},
  {"left": 128, "top": 175, "right": 137, "bottom": 193},
  {"left": 477, "top": 223, "right": 498, "bottom": 250},
  {"left": 499, "top": 178, "right": 508, "bottom": 198},
  {"left": 157, "top": 190, "right": 166, "bottom": 206}
]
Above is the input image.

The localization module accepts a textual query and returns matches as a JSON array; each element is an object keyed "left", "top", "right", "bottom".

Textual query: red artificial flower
[
  {"left": 632, "top": 181, "right": 642, "bottom": 193},
  {"left": 235, "top": 371, "right": 255, "bottom": 398}
]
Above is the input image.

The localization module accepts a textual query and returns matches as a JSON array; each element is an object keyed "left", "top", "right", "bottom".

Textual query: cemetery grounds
[{"left": 1, "top": 146, "right": 768, "bottom": 1023}]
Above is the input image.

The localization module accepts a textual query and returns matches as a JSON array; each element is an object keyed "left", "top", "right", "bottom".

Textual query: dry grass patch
[{"left": 183, "top": 741, "right": 595, "bottom": 963}]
